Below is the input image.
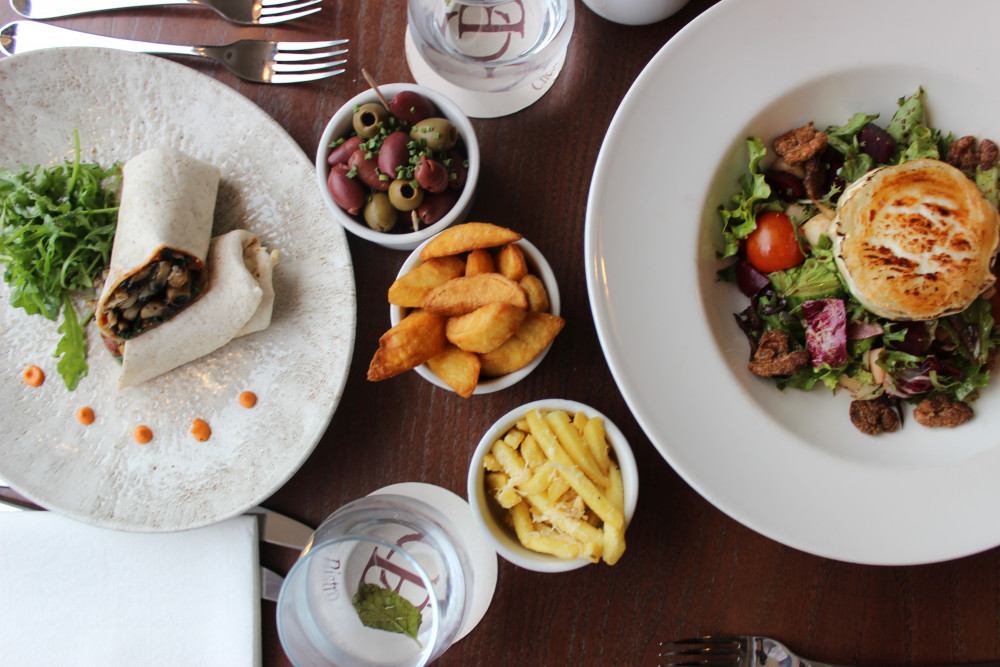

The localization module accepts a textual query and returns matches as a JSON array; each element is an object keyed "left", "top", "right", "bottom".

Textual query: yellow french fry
[
  {"left": 490, "top": 440, "right": 530, "bottom": 487},
  {"left": 520, "top": 433, "right": 546, "bottom": 468},
  {"left": 525, "top": 492, "right": 604, "bottom": 548},
  {"left": 572, "top": 411, "right": 588, "bottom": 435},
  {"left": 602, "top": 463, "right": 627, "bottom": 565},
  {"left": 582, "top": 416, "right": 612, "bottom": 477},
  {"left": 503, "top": 427, "right": 526, "bottom": 449},
  {"left": 545, "top": 409, "right": 610, "bottom": 489},
  {"left": 525, "top": 410, "right": 624, "bottom": 530},
  {"left": 482, "top": 452, "right": 502, "bottom": 472},
  {"left": 508, "top": 503, "right": 582, "bottom": 560},
  {"left": 520, "top": 463, "right": 557, "bottom": 496},
  {"left": 545, "top": 475, "right": 571, "bottom": 503},
  {"left": 486, "top": 471, "right": 521, "bottom": 509}
]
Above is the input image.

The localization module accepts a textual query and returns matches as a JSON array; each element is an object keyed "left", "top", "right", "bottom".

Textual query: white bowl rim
[
  {"left": 466, "top": 398, "right": 640, "bottom": 573},
  {"left": 390, "top": 233, "right": 561, "bottom": 394},
  {"left": 315, "top": 82, "right": 481, "bottom": 250}
]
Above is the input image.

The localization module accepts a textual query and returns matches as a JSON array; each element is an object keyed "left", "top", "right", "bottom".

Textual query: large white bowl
[
  {"left": 467, "top": 399, "right": 639, "bottom": 572},
  {"left": 316, "top": 83, "right": 480, "bottom": 251},
  {"left": 585, "top": 0, "right": 1000, "bottom": 565},
  {"left": 390, "top": 230, "right": 561, "bottom": 394}
]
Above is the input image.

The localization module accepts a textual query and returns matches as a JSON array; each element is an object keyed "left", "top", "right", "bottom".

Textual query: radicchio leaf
[{"left": 801, "top": 298, "right": 847, "bottom": 367}]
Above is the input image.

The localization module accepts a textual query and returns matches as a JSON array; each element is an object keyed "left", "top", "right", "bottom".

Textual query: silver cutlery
[
  {"left": 10, "top": 0, "right": 322, "bottom": 25},
  {"left": 0, "top": 20, "right": 348, "bottom": 83},
  {"left": 659, "top": 635, "right": 1000, "bottom": 667}
]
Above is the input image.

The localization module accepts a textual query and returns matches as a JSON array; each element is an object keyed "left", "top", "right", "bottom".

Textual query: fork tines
[
  {"left": 271, "top": 40, "right": 349, "bottom": 84},
  {"left": 659, "top": 637, "right": 741, "bottom": 666},
  {"left": 259, "top": 0, "right": 323, "bottom": 24}
]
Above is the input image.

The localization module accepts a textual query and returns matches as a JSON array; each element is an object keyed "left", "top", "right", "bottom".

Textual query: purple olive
[
  {"left": 348, "top": 149, "right": 389, "bottom": 191},
  {"left": 327, "top": 163, "right": 365, "bottom": 215},
  {"left": 377, "top": 131, "right": 411, "bottom": 181},
  {"left": 414, "top": 155, "right": 449, "bottom": 194},
  {"left": 389, "top": 90, "right": 436, "bottom": 124},
  {"left": 416, "top": 189, "right": 459, "bottom": 226},
  {"left": 859, "top": 122, "right": 896, "bottom": 164},
  {"left": 446, "top": 150, "right": 468, "bottom": 191},
  {"left": 327, "top": 135, "right": 363, "bottom": 166}
]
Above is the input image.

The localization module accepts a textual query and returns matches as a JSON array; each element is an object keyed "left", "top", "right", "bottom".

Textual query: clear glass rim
[{"left": 276, "top": 533, "right": 443, "bottom": 667}]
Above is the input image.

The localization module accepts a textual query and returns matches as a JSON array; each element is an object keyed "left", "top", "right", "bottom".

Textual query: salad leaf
[
  {"left": 352, "top": 582, "right": 423, "bottom": 645},
  {"left": 718, "top": 137, "right": 771, "bottom": 258},
  {"left": 887, "top": 88, "right": 941, "bottom": 161},
  {"left": 0, "top": 131, "right": 121, "bottom": 390},
  {"left": 976, "top": 164, "right": 999, "bottom": 207},
  {"left": 767, "top": 256, "right": 844, "bottom": 308},
  {"left": 825, "top": 112, "right": 878, "bottom": 184}
]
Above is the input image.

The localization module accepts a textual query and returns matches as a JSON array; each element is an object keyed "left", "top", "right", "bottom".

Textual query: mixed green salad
[
  {"left": 0, "top": 133, "right": 121, "bottom": 390},
  {"left": 718, "top": 89, "right": 1000, "bottom": 432}
]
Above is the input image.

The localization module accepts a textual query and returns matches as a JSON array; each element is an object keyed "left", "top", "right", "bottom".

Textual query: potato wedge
[
  {"left": 465, "top": 248, "right": 495, "bottom": 275},
  {"left": 446, "top": 302, "right": 527, "bottom": 353},
  {"left": 388, "top": 256, "right": 466, "bottom": 308},
  {"left": 367, "top": 309, "right": 447, "bottom": 381},
  {"left": 419, "top": 222, "right": 522, "bottom": 260},
  {"left": 422, "top": 273, "right": 527, "bottom": 317},
  {"left": 479, "top": 311, "right": 565, "bottom": 376},
  {"left": 426, "top": 343, "right": 481, "bottom": 398},
  {"left": 519, "top": 273, "right": 550, "bottom": 313},
  {"left": 496, "top": 243, "right": 528, "bottom": 281}
]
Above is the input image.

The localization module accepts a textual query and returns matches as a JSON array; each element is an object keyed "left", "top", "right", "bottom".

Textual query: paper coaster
[
  {"left": 404, "top": 27, "right": 564, "bottom": 118},
  {"left": 369, "top": 482, "right": 497, "bottom": 642}
]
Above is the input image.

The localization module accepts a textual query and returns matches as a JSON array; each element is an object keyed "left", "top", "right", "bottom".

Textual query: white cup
[{"left": 582, "top": 0, "right": 689, "bottom": 25}]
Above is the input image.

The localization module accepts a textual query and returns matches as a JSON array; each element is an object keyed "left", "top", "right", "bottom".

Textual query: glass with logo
[
  {"left": 276, "top": 495, "right": 473, "bottom": 667},
  {"left": 406, "top": 0, "right": 574, "bottom": 116}
]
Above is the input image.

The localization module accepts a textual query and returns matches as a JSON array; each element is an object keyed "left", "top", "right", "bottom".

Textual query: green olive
[
  {"left": 388, "top": 179, "right": 424, "bottom": 211},
  {"left": 363, "top": 192, "right": 397, "bottom": 232},
  {"left": 352, "top": 103, "right": 388, "bottom": 139},
  {"left": 409, "top": 117, "right": 458, "bottom": 151}
]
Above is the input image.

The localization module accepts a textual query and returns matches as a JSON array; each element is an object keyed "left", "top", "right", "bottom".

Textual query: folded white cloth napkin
[{"left": 0, "top": 512, "right": 260, "bottom": 667}]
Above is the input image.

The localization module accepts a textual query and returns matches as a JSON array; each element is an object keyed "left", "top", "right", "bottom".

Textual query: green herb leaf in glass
[{"left": 352, "top": 582, "right": 423, "bottom": 646}]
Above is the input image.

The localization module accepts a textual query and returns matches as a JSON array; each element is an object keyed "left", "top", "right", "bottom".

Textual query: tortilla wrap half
[
  {"left": 119, "top": 230, "right": 278, "bottom": 387},
  {"left": 96, "top": 147, "right": 220, "bottom": 342}
]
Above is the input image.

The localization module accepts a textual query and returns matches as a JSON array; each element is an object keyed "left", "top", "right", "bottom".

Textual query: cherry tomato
[{"left": 744, "top": 211, "right": 805, "bottom": 273}]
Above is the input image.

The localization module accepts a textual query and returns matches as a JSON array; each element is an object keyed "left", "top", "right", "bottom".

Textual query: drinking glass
[
  {"left": 406, "top": 0, "right": 574, "bottom": 101},
  {"left": 276, "top": 495, "right": 473, "bottom": 667}
]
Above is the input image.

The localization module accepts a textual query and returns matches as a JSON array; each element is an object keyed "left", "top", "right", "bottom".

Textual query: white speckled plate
[{"left": 0, "top": 49, "right": 356, "bottom": 532}]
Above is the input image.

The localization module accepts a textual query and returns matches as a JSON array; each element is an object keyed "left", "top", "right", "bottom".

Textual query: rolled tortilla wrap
[
  {"left": 119, "top": 230, "right": 278, "bottom": 387},
  {"left": 96, "top": 147, "right": 219, "bottom": 342}
]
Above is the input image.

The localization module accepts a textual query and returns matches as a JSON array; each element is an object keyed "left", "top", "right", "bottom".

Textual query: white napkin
[{"left": 0, "top": 512, "right": 260, "bottom": 667}]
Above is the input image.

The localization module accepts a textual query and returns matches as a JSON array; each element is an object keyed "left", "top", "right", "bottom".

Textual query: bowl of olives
[{"left": 316, "top": 83, "right": 480, "bottom": 251}]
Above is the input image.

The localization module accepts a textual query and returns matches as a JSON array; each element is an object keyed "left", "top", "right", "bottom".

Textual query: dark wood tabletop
[{"left": 2, "top": 1, "right": 1000, "bottom": 665}]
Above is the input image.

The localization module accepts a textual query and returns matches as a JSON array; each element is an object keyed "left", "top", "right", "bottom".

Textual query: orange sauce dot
[
  {"left": 22, "top": 365, "right": 44, "bottom": 387},
  {"left": 133, "top": 425, "right": 153, "bottom": 444},
  {"left": 76, "top": 407, "right": 95, "bottom": 425},
  {"left": 238, "top": 391, "right": 258, "bottom": 408},
  {"left": 190, "top": 418, "right": 211, "bottom": 442}
]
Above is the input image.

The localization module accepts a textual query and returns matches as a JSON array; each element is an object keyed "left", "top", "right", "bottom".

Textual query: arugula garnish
[{"left": 0, "top": 132, "right": 121, "bottom": 390}]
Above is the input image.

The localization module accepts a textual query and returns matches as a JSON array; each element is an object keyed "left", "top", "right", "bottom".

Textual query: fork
[
  {"left": 10, "top": 0, "right": 322, "bottom": 25},
  {"left": 0, "top": 20, "right": 348, "bottom": 83},
  {"left": 659, "top": 636, "right": 1000, "bottom": 667}
]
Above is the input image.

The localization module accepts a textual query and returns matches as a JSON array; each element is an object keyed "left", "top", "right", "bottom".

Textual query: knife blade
[{"left": 245, "top": 506, "right": 313, "bottom": 551}]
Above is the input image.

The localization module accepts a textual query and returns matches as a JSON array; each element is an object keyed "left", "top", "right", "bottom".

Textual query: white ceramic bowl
[
  {"left": 390, "top": 230, "right": 560, "bottom": 394},
  {"left": 315, "top": 83, "right": 480, "bottom": 251},
  {"left": 467, "top": 399, "right": 639, "bottom": 572}
]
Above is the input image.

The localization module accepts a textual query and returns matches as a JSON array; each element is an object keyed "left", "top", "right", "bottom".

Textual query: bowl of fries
[
  {"left": 315, "top": 83, "right": 480, "bottom": 251},
  {"left": 369, "top": 222, "right": 564, "bottom": 396},
  {"left": 468, "top": 399, "right": 639, "bottom": 572}
]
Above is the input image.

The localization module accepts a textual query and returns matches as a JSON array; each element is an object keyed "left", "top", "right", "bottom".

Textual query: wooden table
[{"left": 2, "top": 1, "right": 999, "bottom": 665}]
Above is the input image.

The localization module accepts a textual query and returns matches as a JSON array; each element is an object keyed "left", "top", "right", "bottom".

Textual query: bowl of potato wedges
[
  {"left": 366, "top": 222, "right": 563, "bottom": 396},
  {"left": 468, "top": 399, "right": 639, "bottom": 572}
]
